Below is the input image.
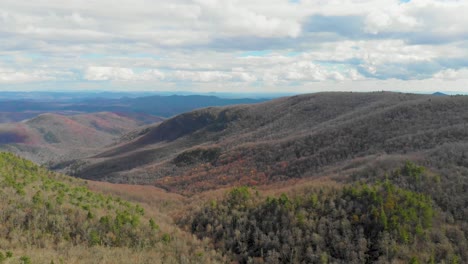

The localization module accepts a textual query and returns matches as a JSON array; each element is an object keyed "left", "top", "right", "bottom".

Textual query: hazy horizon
[{"left": 0, "top": 89, "right": 466, "bottom": 97}]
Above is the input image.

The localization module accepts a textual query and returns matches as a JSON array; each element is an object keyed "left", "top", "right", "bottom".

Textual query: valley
[
  {"left": 0, "top": 112, "right": 162, "bottom": 164},
  {"left": 0, "top": 93, "right": 265, "bottom": 166},
  {"left": 2, "top": 0, "right": 466, "bottom": 262},
  {"left": 65, "top": 92, "right": 468, "bottom": 195},
  {"left": 0, "top": 92, "right": 467, "bottom": 263}
]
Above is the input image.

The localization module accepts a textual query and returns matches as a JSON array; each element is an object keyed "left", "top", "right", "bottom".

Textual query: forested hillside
[
  {"left": 2, "top": 92, "right": 468, "bottom": 264},
  {"left": 2, "top": 152, "right": 466, "bottom": 264},
  {"left": 0, "top": 152, "right": 225, "bottom": 263},
  {"left": 0, "top": 94, "right": 266, "bottom": 167},
  {"left": 183, "top": 162, "right": 467, "bottom": 264},
  {"left": 68, "top": 92, "right": 468, "bottom": 194},
  {"left": 0, "top": 112, "right": 161, "bottom": 165}
]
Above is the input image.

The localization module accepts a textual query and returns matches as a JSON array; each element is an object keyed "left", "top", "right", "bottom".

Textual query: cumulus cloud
[
  {"left": 84, "top": 66, "right": 164, "bottom": 81},
  {"left": 0, "top": 67, "right": 76, "bottom": 83},
  {"left": 0, "top": 68, "right": 51, "bottom": 83},
  {"left": 433, "top": 68, "right": 468, "bottom": 80},
  {"left": 0, "top": 0, "right": 467, "bottom": 92}
]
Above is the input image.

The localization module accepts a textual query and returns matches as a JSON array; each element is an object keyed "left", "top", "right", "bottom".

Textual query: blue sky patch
[{"left": 240, "top": 50, "right": 271, "bottom": 57}]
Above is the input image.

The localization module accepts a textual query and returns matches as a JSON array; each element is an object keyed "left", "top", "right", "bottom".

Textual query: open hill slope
[
  {"left": 0, "top": 152, "right": 225, "bottom": 263},
  {"left": 69, "top": 92, "right": 468, "bottom": 193},
  {"left": 0, "top": 112, "right": 161, "bottom": 164}
]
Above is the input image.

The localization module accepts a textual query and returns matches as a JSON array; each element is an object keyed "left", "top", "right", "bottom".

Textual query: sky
[{"left": 0, "top": 0, "right": 467, "bottom": 94}]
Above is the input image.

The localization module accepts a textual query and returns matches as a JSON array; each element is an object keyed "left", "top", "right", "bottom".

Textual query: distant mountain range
[
  {"left": 0, "top": 112, "right": 163, "bottom": 164},
  {"left": 0, "top": 93, "right": 268, "bottom": 166},
  {"left": 59, "top": 92, "right": 468, "bottom": 194},
  {"left": 64, "top": 95, "right": 268, "bottom": 117},
  {"left": 0, "top": 94, "right": 268, "bottom": 123},
  {"left": 0, "top": 91, "right": 287, "bottom": 101},
  {"left": 1, "top": 91, "right": 468, "bottom": 264}
]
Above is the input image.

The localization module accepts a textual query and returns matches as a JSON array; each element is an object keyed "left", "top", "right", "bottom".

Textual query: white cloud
[
  {"left": 433, "top": 68, "right": 468, "bottom": 80},
  {"left": 172, "top": 70, "right": 230, "bottom": 82},
  {"left": 362, "top": 0, "right": 468, "bottom": 40},
  {"left": 0, "top": 67, "right": 72, "bottom": 83},
  {"left": 0, "top": 0, "right": 467, "bottom": 92},
  {"left": 84, "top": 66, "right": 164, "bottom": 81},
  {"left": 84, "top": 67, "right": 133, "bottom": 81}
]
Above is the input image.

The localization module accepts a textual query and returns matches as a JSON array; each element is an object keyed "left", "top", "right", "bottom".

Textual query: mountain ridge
[
  {"left": 0, "top": 112, "right": 160, "bottom": 164},
  {"left": 0, "top": 94, "right": 268, "bottom": 124},
  {"left": 66, "top": 92, "right": 468, "bottom": 194}
]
